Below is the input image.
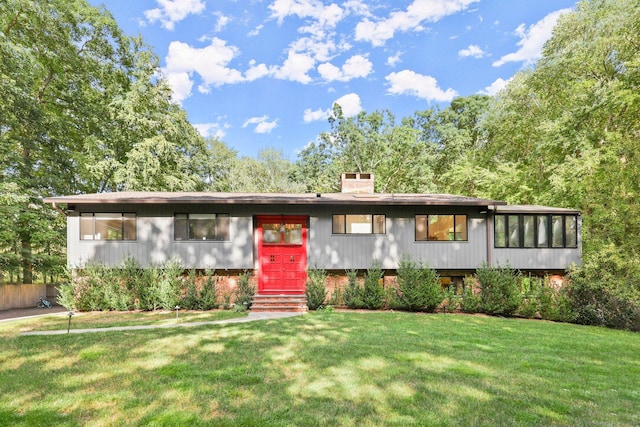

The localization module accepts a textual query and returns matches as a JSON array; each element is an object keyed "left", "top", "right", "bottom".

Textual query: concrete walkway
[{"left": 20, "top": 311, "right": 305, "bottom": 336}]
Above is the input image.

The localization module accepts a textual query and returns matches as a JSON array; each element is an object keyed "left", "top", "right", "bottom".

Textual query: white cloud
[
  {"left": 248, "top": 24, "right": 264, "bottom": 37},
  {"left": 269, "top": 0, "right": 345, "bottom": 28},
  {"left": 458, "top": 44, "right": 485, "bottom": 59},
  {"left": 272, "top": 51, "right": 316, "bottom": 83},
  {"left": 213, "top": 12, "right": 231, "bottom": 32},
  {"left": 303, "top": 92, "right": 362, "bottom": 123},
  {"left": 386, "top": 51, "right": 403, "bottom": 67},
  {"left": 193, "top": 122, "right": 229, "bottom": 139},
  {"left": 386, "top": 70, "right": 457, "bottom": 102},
  {"left": 144, "top": 0, "right": 205, "bottom": 31},
  {"left": 355, "top": 0, "right": 480, "bottom": 47},
  {"left": 243, "top": 115, "right": 278, "bottom": 134},
  {"left": 289, "top": 37, "right": 338, "bottom": 63},
  {"left": 333, "top": 93, "right": 362, "bottom": 117},
  {"left": 493, "top": 8, "right": 571, "bottom": 67},
  {"left": 479, "top": 77, "right": 510, "bottom": 96},
  {"left": 162, "top": 38, "right": 271, "bottom": 102},
  {"left": 318, "top": 54, "right": 372, "bottom": 82},
  {"left": 164, "top": 39, "right": 243, "bottom": 92},
  {"left": 303, "top": 108, "right": 328, "bottom": 123},
  {"left": 165, "top": 71, "right": 193, "bottom": 104}
]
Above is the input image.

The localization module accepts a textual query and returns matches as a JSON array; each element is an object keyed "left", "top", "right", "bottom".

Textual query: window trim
[
  {"left": 415, "top": 214, "right": 468, "bottom": 242},
  {"left": 332, "top": 214, "right": 386, "bottom": 235},
  {"left": 174, "top": 213, "right": 230, "bottom": 241},
  {"left": 494, "top": 214, "right": 578, "bottom": 249},
  {"left": 80, "top": 212, "right": 137, "bottom": 241}
]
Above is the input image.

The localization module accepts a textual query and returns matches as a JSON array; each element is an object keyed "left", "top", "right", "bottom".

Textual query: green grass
[
  {"left": 1, "top": 311, "right": 639, "bottom": 426},
  {"left": 2, "top": 310, "right": 248, "bottom": 336}
]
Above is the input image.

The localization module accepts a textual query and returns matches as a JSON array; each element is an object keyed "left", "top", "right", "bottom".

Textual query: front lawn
[{"left": 1, "top": 311, "right": 639, "bottom": 426}]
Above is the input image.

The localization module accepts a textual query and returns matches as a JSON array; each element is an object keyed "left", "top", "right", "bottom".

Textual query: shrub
[
  {"left": 181, "top": 269, "right": 200, "bottom": 310},
  {"left": 395, "top": 254, "right": 443, "bottom": 312},
  {"left": 305, "top": 268, "right": 328, "bottom": 310},
  {"left": 362, "top": 261, "right": 385, "bottom": 310},
  {"left": 476, "top": 264, "right": 522, "bottom": 316},
  {"left": 328, "top": 277, "right": 344, "bottom": 307},
  {"left": 459, "top": 276, "right": 480, "bottom": 313},
  {"left": 518, "top": 276, "right": 541, "bottom": 319},
  {"left": 199, "top": 269, "right": 219, "bottom": 310},
  {"left": 157, "top": 260, "right": 183, "bottom": 310},
  {"left": 344, "top": 269, "right": 364, "bottom": 309},
  {"left": 234, "top": 270, "right": 255, "bottom": 309}
]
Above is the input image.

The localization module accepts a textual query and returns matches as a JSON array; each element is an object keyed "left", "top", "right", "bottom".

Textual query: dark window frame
[
  {"left": 415, "top": 214, "right": 468, "bottom": 242},
  {"left": 494, "top": 214, "right": 578, "bottom": 249},
  {"left": 174, "top": 213, "right": 230, "bottom": 241},
  {"left": 79, "top": 213, "right": 137, "bottom": 241},
  {"left": 332, "top": 214, "right": 386, "bottom": 235}
]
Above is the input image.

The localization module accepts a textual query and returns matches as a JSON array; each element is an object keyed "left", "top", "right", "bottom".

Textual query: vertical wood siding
[
  {"left": 307, "top": 207, "right": 487, "bottom": 270},
  {"left": 65, "top": 203, "right": 580, "bottom": 272}
]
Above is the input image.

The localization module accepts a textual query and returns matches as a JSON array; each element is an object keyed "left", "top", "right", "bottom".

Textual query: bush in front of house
[
  {"left": 305, "top": 268, "right": 328, "bottom": 310},
  {"left": 58, "top": 257, "right": 226, "bottom": 312},
  {"left": 344, "top": 269, "right": 364, "bottom": 309},
  {"left": 395, "top": 254, "right": 443, "bottom": 312},
  {"left": 233, "top": 270, "right": 255, "bottom": 309},
  {"left": 362, "top": 261, "right": 385, "bottom": 310},
  {"left": 476, "top": 263, "right": 522, "bottom": 316}
]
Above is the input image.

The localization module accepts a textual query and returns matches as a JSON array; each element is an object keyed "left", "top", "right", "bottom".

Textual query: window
[
  {"left": 494, "top": 214, "right": 578, "bottom": 248},
  {"left": 174, "top": 214, "right": 230, "bottom": 241},
  {"left": 262, "top": 222, "right": 303, "bottom": 245},
  {"left": 415, "top": 215, "right": 467, "bottom": 241},
  {"left": 332, "top": 214, "right": 385, "bottom": 234},
  {"left": 80, "top": 213, "right": 136, "bottom": 240}
]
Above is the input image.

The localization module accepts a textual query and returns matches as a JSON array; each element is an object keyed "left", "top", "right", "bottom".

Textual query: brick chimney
[{"left": 340, "top": 172, "right": 375, "bottom": 194}]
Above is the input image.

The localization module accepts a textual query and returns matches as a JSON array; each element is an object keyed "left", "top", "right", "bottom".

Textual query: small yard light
[
  {"left": 67, "top": 311, "right": 74, "bottom": 334},
  {"left": 175, "top": 305, "right": 180, "bottom": 319}
]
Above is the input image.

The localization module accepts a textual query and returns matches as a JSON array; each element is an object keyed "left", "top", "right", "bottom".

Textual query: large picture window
[
  {"left": 332, "top": 214, "right": 385, "bottom": 234},
  {"left": 174, "top": 213, "right": 230, "bottom": 241},
  {"left": 80, "top": 213, "right": 136, "bottom": 241},
  {"left": 415, "top": 215, "right": 467, "bottom": 241},
  {"left": 495, "top": 214, "right": 578, "bottom": 248}
]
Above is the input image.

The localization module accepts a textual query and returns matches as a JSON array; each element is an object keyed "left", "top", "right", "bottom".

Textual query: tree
[
  {"left": 229, "top": 148, "right": 305, "bottom": 193},
  {"left": 305, "top": 105, "right": 436, "bottom": 193},
  {"left": 0, "top": 0, "right": 209, "bottom": 282}
]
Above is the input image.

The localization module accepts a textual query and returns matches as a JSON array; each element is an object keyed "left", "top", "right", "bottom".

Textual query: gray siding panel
[
  {"left": 492, "top": 249, "right": 581, "bottom": 271},
  {"left": 308, "top": 208, "right": 488, "bottom": 270},
  {"left": 65, "top": 202, "right": 580, "bottom": 272},
  {"left": 67, "top": 205, "right": 253, "bottom": 269}
]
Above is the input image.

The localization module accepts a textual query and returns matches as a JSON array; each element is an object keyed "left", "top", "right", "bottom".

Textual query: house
[{"left": 44, "top": 173, "right": 581, "bottom": 305}]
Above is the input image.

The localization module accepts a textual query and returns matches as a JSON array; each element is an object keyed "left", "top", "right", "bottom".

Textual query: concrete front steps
[{"left": 251, "top": 294, "right": 308, "bottom": 313}]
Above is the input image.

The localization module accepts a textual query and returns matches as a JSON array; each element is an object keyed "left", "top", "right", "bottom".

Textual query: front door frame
[{"left": 255, "top": 215, "right": 308, "bottom": 294}]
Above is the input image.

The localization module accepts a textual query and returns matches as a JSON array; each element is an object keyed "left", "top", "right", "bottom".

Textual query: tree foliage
[{"left": 0, "top": 0, "right": 209, "bottom": 282}]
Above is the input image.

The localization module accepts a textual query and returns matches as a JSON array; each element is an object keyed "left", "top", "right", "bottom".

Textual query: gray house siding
[
  {"left": 68, "top": 204, "right": 254, "bottom": 269},
  {"left": 63, "top": 200, "right": 580, "bottom": 273},
  {"left": 308, "top": 206, "right": 487, "bottom": 270}
]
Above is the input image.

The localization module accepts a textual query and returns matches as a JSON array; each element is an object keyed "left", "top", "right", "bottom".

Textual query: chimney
[{"left": 340, "top": 172, "right": 374, "bottom": 194}]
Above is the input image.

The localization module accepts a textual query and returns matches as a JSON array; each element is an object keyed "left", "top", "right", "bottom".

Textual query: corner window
[
  {"left": 332, "top": 214, "right": 385, "bottom": 234},
  {"left": 415, "top": 214, "right": 467, "bottom": 241},
  {"left": 174, "top": 213, "right": 230, "bottom": 241},
  {"left": 80, "top": 213, "right": 136, "bottom": 240},
  {"left": 494, "top": 214, "right": 578, "bottom": 248}
]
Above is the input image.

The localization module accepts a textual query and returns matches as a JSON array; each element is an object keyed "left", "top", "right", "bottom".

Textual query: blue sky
[{"left": 90, "top": 0, "right": 578, "bottom": 159}]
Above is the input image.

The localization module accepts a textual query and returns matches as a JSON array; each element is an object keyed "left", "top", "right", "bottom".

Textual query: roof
[
  {"left": 494, "top": 205, "right": 581, "bottom": 215},
  {"left": 44, "top": 191, "right": 507, "bottom": 207}
]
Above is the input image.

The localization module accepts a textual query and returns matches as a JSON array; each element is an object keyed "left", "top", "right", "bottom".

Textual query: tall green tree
[
  {"left": 302, "top": 105, "right": 436, "bottom": 193},
  {"left": 0, "top": 0, "right": 208, "bottom": 282},
  {"left": 229, "top": 148, "right": 305, "bottom": 193}
]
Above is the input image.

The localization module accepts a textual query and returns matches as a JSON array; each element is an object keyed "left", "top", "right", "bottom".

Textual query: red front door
[{"left": 257, "top": 216, "right": 308, "bottom": 294}]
